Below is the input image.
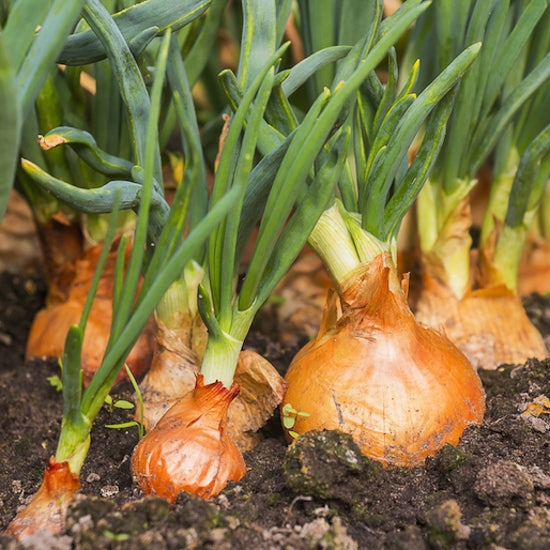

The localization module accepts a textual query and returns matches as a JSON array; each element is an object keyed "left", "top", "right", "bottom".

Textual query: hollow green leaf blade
[
  {"left": 59, "top": 0, "right": 210, "bottom": 64},
  {"left": 0, "top": 30, "right": 20, "bottom": 222}
]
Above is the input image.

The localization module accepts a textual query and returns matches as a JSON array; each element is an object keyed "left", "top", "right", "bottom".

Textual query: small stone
[
  {"left": 71, "top": 514, "right": 93, "bottom": 534},
  {"left": 474, "top": 460, "right": 534, "bottom": 506},
  {"left": 86, "top": 472, "right": 100, "bottom": 483},
  {"left": 100, "top": 485, "right": 120, "bottom": 498},
  {"left": 207, "top": 527, "right": 228, "bottom": 544},
  {"left": 11, "top": 480, "right": 22, "bottom": 495},
  {"left": 299, "top": 517, "right": 358, "bottom": 550}
]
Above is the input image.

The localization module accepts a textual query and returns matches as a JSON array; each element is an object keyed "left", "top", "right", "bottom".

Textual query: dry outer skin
[
  {"left": 139, "top": 318, "right": 286, "bottom": 453},
  {"left": 415, "top": 271, "right": 549, "bottom": 370},
  {"left": 282, "top": 255, "right": 485, "bottom": 467},
  {"left": 131, "top": 376, "right": 246, "bottom": 502},
  {"left": 139, "top": 317, "right": 205, "bottom": 431},
  {"left": 26, "top": 239, "right": 156, "bottom": 386},
  {"left": 5, "top": 458, "right": 80, "bottom": 538},
  {"left": 0, "top": 191, "right": 42, "bottom": 274}
]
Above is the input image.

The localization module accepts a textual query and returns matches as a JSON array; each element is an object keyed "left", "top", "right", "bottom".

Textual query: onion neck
[
  {"left": 155, "top": 261, "right": 204, "bottom": 328},
  {"left": 481, "top": 214, "right": 536, "bottom": 292},
  {"left": 199, "top": 307, "right": 253, "bottom": 388},
  {"left": 480, "top": 147, "right": 519, "bottom": 246},
  {"left": 308, "top": 202, "right": 396, "bottom": 290},
  {"left": 417, "top": 177, "right": 477, "bottom": 299},
  {"left": 55, "top": 418, "right": 91, "bottom": 476},
  {"left": 307, "top": 203, "right": 361, "bottom": 286},
  {"left": 200, "top": 330, "right": 244, "bottom": 389}
]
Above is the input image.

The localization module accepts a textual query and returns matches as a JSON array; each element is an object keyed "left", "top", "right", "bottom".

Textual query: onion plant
[
  {"left": 209, "top": 0, "right": 485, "bottom": 468},
  {"left": 131, "top": 0, "right": 441, "bottom": 501},
  {"left": 479, "top": 8, "right": 550, "bottom": 296},
  {"left": 191, "top": 0, "right": 437, "bottom": 389},
  {"left": 403, "top": 0, "right": 550, "bottom": 367},
  {"left": 6, "top": 15, "right": 239, "bottom": 536},
  {"left": 20, "top": 0, "right": 219, "bottom": 385}
]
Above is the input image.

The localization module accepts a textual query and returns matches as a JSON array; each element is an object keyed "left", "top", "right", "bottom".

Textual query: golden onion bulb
[
  {"left": 415, "top": 271, "right": 548, "bottom": 370},
  {"left": 131, "top": 375, "right": 246, "bottom": 502},
  {"left": 26, "top": 239, "right": 155, "bottom": 386},
  {"left": 282, "top": 255, "right": 485, "bottom": 467}
]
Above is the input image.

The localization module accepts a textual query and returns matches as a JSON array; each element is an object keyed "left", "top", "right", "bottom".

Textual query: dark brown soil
[{"left": 1, "top": 270, "right": 550, "bottom": 549}]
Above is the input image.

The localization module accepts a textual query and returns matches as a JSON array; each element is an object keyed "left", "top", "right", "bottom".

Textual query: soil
[{"left": 1, "top": 270, "right": 550, "bottom": 549}]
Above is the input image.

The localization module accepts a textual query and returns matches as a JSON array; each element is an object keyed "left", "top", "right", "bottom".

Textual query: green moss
[
  {"left": 283, "top": 429, "right": 381, "bottom": 504},
  {"left": 437, "top": 444, "right": 468, "bottom": 472}
]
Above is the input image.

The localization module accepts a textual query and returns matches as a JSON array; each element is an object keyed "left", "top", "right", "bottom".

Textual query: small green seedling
[
  {"left": 281, "top": 403, "right": 310, "bottom": 439},
  {"left": 46, "top": 357, "right": 64, "bottom": 391},
  {"left": 47, "top": 374, "right": 63, "bottom": 392},
  {"left": 105, "top": 364, "right": 145, "bottom": 439},
  {"left": 102, "top": 530, "right": 129, "bottom": 542}
]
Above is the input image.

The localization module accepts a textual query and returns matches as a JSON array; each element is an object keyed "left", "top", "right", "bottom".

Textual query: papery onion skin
[
  {"left": 139, "top": 338, "right": 287, "bottom": 452},
  {"left": 131, "top": 374, "right": 246, "bottom": 502},
  {"left": 139, "top": 317, "right": 206, "bottom": 432},
  {"left": 26, "top": 239, "right": 155, "bottom": 386},
  {"left": 282, "top": 255, "right": 485, "bottom": 468},
  {"left": 415, "top": 271, "right": 549, "bottom": 370},
  {"left": 5, "top": 457, "right": 80, "bottom": 539}
]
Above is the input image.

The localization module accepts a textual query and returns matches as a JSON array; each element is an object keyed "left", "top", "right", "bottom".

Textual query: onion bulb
[
  {"left": 138, "top": 315, "right": 207, "bottom": 432},
  {"left": 415, "top": 271, "right": 549, "bottom": 370},
  {"left": 5, "top": 457, "right": 80, "bottom": 539},
  {"left": 139, "top": 314, "right": 285, "bottom": 452},
  {"left": 282, "top": 254, "right": 485, "bottom": 467},
  {"left": 26, "top": 239, "right": 155, "bottom": 386},
  {"left": 131, "top": 374, "right": 246, "bottom": 502}
]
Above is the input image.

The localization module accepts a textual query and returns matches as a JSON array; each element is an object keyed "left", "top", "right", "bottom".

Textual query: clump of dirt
[{"left": 1, "top": 271, "right": 550, "bottom": 549}]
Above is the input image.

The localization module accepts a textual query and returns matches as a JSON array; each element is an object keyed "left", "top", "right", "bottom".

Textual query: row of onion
[{"left": 7, "top": 0, "right": 550, "bottom": 540}]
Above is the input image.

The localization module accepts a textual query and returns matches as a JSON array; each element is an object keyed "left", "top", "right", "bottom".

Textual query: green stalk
[
  {"left": 0, "top": 30, "right": 19, "bottom": 222},
  {"left": 83, "top": 0, "right": 163, "bottom": 193},
  {"left": 0, "top": 0, "right": 84, "bottom": 224},
  {"left": 154, "top": 261, "right": 205, "bottom": 329},
  {"left": 534, "top": 180, "right": 550, "bottom": 239},
  {"left": 199, "top": 310, "right": 252, "bottom": 387},
  {"left": 407, "top": 0, "right": 550, "bottom": 299},
  {"left": 50, "top": 24, "right": 239, "bottom": 477},
  {"left": 17, "top": 0, "right": 86, "bottom": 119},
  {"left": 480, "top": 145, "right": 521, "bottom": 244},
  {"left": 307, "top": 203, "right": 361, "bottom": 286},
  {"left": 491, "top": 224, "right": 533, "bottom": 290},
  {"left": 304, "top": 43, "right": 479, "bottom": 300},
  {"left": 55, "top": 190, "right": 123, "bottom": 473},
  {"left": 484, "top": 126, "right": 550, "bottom": 290}
]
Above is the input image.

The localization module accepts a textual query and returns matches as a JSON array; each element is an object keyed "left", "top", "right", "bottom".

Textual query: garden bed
[{"left": 1, "top": 270, "right": 550, "bottom": 549}]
